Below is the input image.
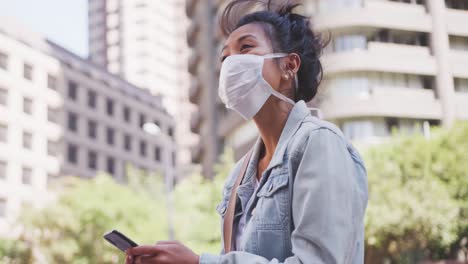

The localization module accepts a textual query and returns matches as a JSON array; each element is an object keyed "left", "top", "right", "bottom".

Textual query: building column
[
  {"left": 200, "top": 0, "right": 220, "bottom": 179},
  {"left": 427, "top": 0, "right": 456, "bottom": 127}
]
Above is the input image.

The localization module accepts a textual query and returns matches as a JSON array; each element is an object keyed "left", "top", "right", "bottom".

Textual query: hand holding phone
[{"left": 103, "top": 230, "right": 138, "bottom": 252}]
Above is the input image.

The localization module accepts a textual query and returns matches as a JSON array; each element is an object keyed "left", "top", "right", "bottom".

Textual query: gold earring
[{"left": 284, "top": 74, "right": 289, "bottom": 80}]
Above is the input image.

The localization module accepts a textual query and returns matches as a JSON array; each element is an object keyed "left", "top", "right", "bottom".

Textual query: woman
[{"left": 126, "top": 0, "right": 368, "bottom": 263}]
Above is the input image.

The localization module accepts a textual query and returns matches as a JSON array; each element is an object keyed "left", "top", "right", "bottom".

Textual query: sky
[{"left": 0, "top": 0, "right": 88, "bottom": 57}]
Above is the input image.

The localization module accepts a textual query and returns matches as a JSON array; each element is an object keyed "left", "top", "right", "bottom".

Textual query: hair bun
[
  {"left": 219, "top": 0, "right": 301, "bottom": 37},
  {"left": 273, "top": 0, "right": 301, "bottom": 17}
]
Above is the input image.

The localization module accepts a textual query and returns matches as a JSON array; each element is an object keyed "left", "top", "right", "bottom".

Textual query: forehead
[{"left": 224, "top": 23, "right": 270, "bottom": 46}]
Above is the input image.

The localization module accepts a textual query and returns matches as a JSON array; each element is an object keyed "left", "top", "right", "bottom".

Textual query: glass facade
[
  {"left": 324, "top": 72, "right": 429, "bottom": 100},
  {"left": 314, "top": 0, "right": 363, "bottom": 13},
  {"left": 339, "top": 117, "right": 439, "bottom": 141}
]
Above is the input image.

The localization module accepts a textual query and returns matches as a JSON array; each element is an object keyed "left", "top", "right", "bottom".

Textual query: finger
[
  {"left": 125, "top": 254, "right": 131, "bottom": 264},
  {"left": 140, "top": 255, "right": 159, "bottom": 263},
  {"left": 155, "top": 240, "right": 179, "bottom": 245},
  {"left": 128, "top": 245, "right": 162, "bottom": 256}
]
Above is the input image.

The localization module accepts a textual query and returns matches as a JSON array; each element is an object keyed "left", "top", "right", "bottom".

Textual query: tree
[
  {"left": 3, "top": 150, "right": 235, "bottom": 263},
  {"left": 173, "top": 148, "right": 234, "bottom": 254},
  {"left": 363, "top": 122, "right": 468, "bottom": 263},
  {"left": 17, "top": 169, "right": 168, "bottom": 264},
  {"left": 0, "top": 238, "right": 33, "bottom": 264}
]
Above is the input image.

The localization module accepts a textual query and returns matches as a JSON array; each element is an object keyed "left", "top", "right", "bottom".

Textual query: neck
[{"left": 253, "top": 97, "right": 293, "bottom": 160}]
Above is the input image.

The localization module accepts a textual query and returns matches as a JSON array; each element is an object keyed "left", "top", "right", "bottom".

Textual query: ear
[{"left": 284, "top": 53, "right": 301, "bottom": 75}]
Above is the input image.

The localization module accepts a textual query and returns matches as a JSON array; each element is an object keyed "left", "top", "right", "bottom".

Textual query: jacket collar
[
  {"left": 235, "top": 101, "right": 311, "bottom": 217},
  {"left": 267, "top": 100, "right": 311, "bottom": 170},
  {"left": 247, "top": 100, "right": 311, "bottom": 176}
]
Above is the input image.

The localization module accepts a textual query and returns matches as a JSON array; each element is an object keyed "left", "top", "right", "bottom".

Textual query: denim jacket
[{"left": 200, "top": 100, "right": 368, "bottom": 264}]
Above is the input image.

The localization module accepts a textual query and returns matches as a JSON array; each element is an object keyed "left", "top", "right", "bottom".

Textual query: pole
[{"left": 166, "top": 138, "right": 175, "bottom": 240}]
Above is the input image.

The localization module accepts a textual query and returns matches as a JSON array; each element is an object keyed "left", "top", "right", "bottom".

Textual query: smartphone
[{"left": 103, "top": 230, "right": 138, "bottom": 252}]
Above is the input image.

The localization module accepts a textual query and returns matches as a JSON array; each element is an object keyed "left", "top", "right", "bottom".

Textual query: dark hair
[{"left": 219, "top": 0, "right": 327, "bottom": 102}]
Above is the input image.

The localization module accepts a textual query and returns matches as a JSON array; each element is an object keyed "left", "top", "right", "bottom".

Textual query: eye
[{"left": 240, "top": 44, "right": 253, "bottom": 51}]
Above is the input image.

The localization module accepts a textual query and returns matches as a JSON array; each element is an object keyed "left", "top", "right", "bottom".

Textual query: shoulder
[{"left": 288, "top": 116, "right": 349, "bottom": 157}]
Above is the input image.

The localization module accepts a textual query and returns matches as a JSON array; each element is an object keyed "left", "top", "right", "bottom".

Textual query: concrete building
[
  {"left": 88, "top": 0, "right": 197, "bottom": 177},
  {"left": 186, "top": 0, "right": 468, "bottom": 178},
  {"left": 0, "top": 18, "right": 175, "bottom": 236}
]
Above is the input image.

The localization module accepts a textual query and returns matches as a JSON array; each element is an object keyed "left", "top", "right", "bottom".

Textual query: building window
[
  {"left": 455, "top": 78, "right": 468, "bottom": 92},
  {"left": 23, "top": 63, "right": 33, "bottom": 80},
  {"left": 124, "top": 134, "right": 132, "bottom": 151},
  {"left": 153, "top": 120, "right": 160, "bottom": 128},
  {"left": 0, "top": 87, "right": 7, "bottom": 105},
  {"left": 106, "top": 98, "right": 114, "bottom": 116},
  {"left": 168, "top": 127, "right": 174, "bottom": 138},
  {"left": 135, "top": 2, "right": 147, "bottom": 8},
  {"left": 139, "top": 113, "right": 146, "bottom": 128},
  {"left": 0, "top": 160, "right": 6, "bottom": 180},
  {"left": 22, "top": 131, "right": 32, "bottom": 149},
  {"left": 23, "top": 97, "right": 33, "bottom": 114},
  {"left": 68, "top": 112, "right": 78, "bottom": 132},
  {"left": 22, "top": 167, "right": 32, "bottom": 185},
  {"left": 47, "top": 74, "right": 57, "bottom": 90},
  {"left": 67, "top": 143, "right": 78, "bottom": 164},
  {"left": 386, "top": 117, "right": 399, "bottom": 133},
  {"left": 123, "top": 106, "right": 131, "bottom": 122},
  {"left": 316, "top": 0, "right": 363, "bottom": 13},
  {"left": 88, "top": 150, "right": 97, "bottom": 170},
  {"left": 47, "top": 140, "right": 59, "bottom": 157},
  {"left": 106, "top": 127, "right": 115, "bottom": 145},
  {"left": 154, "top": 146, "right": 161, "bottom": 161},
  {"left": 48, "top": 107, "right": 59, "bottom": 123},
  {"left": 88, "top": 90, "right": 97, "bottom": 108},
  {"left": 342, "top": 120, "right": 375, "bottom": 141},
  {"left": 0, "top": 197, "right": 6, "bottom": 217},
  {"left": 0, "top": 52, "right": 7, "bottom": 70},
  {"left": 68, "top": 81, "right": 78, "bottom": 100},
  {"left": 446, "top": 0, "right": 468, "bottom": 10},
  {"left": 0, "top": 123, "right": 7, "bottom": 142},
  {"left": 172, "top": 152, "right": 177, "bottom": 167},
  {"left": 106, "top": 156, "right": 115, "bottom": 175},
  {"left": 329, "top": 34, "right": 367, "bottom": 53},
  {"left": 140, "top": 140, "right": 147, "bottom": 157},
  {"left": 88, "top": 120, "right": 97, "bottom": 139}
]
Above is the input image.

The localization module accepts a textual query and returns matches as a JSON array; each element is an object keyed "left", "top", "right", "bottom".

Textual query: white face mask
[{"left": 218, "top": 53, "right": 297, "bottom": 120}]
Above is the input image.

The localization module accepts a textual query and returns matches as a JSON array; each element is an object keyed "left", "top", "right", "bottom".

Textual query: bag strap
[{"left": 223, "top": 149, "right": 253, "bottom": 253}]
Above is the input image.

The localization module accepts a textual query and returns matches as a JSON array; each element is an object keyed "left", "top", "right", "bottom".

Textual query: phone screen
[{"left": 103, "top": 230, "right": 138, "bottom": 252}]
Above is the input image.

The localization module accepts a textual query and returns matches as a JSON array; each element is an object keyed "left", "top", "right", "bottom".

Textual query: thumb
[{"left": 127, "top": 245, "right": 162, "bottom": 256}]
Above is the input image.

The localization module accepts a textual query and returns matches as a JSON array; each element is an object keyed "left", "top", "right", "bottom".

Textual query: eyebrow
[{"left": 221, "top": 34, "right": 258, "bottom": 53}]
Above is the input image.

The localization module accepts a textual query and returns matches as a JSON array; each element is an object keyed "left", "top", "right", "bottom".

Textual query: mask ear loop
[{"left": 294, "top": 74, "right": 299, "bottom": 101}]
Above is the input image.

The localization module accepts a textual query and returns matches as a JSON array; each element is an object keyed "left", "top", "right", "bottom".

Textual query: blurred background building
[
  {"left": 0, "top": 18, "right": 176, "bottom": 235},
  {"left": 186, "top": 0, "right": 468, "bottom": 178},
  {"left": 88, "top": 0, "right": 198, "bottom": 178}
]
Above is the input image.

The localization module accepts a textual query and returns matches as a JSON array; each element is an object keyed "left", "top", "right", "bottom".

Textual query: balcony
[
  {"left": 187, "top": 22, "right": 199, "bottom": 47},
  {"left": 455, "top": 92, "right": 468, "bottom": 119},
  {"left": 446, "top": 8, "right": 468, "bottom": 37},
  {"left": 450, "top": 50, "right": 468, "bottom": 79},
  {"left": 188, "top": 51, "right": 200, "bottom": 75},
  {"left": 190, "top": 110, "right": 201, "bottom": 134},
  {"left": 314, "top": 1, "right": 431, "bottom": 33},
  {"left": 185, "top": 0, "right": 198, "bottom": 18},
  {"left": 189, "top": 77, "right": 201, "bottom": 104},
  {"left": 191, "top": 142, "right": 202, "bottom": 164},
  {"left": 321, "top": 86, "right": 442, "bottom": 120},
  {"left": 322, "top": 42, "right": 436, "bottom": 75}
]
